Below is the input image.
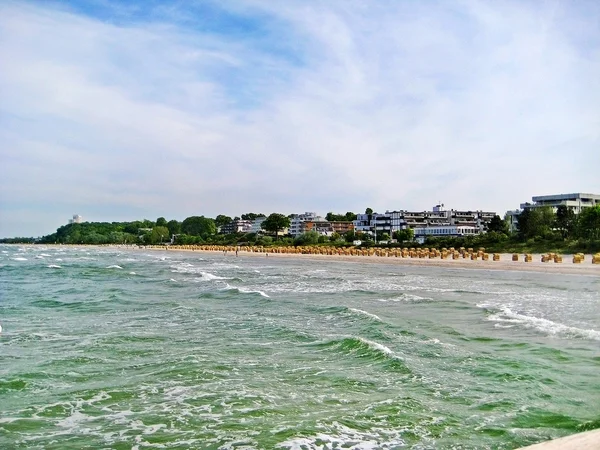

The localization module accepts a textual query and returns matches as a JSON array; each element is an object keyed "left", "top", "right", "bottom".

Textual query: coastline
[{"left": 152, "top": 246, "right": 600, "bottom": 276}]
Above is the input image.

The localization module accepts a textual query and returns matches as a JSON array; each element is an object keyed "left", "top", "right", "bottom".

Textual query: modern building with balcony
[
  {"left": 520, "top": 193, "right": 600, "bottom": 214},
  {"left": 220, "top": 219, "right": 252, "bottom": 234}
]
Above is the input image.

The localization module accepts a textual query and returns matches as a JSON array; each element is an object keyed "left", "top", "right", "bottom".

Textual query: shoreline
[{"left": 155, "top": 246, "right": 600, "bottom": 276}]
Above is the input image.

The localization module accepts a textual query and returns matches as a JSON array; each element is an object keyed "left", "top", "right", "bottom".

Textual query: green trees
[
  {"left": 156, "top": 217, "right": 167, "bottom": 227},
  {"left": 261, "top": 213, "right": 290, "bottom": 239},
  {"left": 215, "top": 215, "right": 233, "bottom": 228},
  {"left": 181, "top": 216, "right": 217, "bottom": 238},
  {"left": 517, "top": 207, "right": 555, "bottom": 239},
  {"left": 294, "top": 231, "right": 319, "bottom": 245},
  {"left": 167, "top": 220, "right": 181, "bottom": 236},
  {"left": 365, "top": 207, "right": 373, "bottom": 215},
  {"left": 578, "top": 205, "right": 600, "bottom": 239},
  {"left": 555, "top": 205, "right": 576, "bottom": 238},
  {"left": 487, "top": 215, "right": 508, "bottom": 234},
  {"left": 149, "top": 226, "right": 170, "bottom": 244},
  {"left": 325, "top": 212, "right": 356, "bottom": 222},
  {"left": 241, "top": 213, "right": 264, "bottom": 221},
  {"left": 394, "top": 228, "right": 414, "bottom": 243}
]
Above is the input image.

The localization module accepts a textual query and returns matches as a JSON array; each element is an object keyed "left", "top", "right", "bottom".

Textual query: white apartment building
[
  {"left": 289, "top": 212, "right": 327, "bottom": 237},
  {"left": 250, "top": 217, "right": 266, "bottom": 234},
  {"left": 414, "top": 225, "right": 479, "bottom": 244},
  {"left": 353, "top": 205, "right": 495, "bottom": 238},
  {"left": 520, "top": 193, "right": 600, "bottom": 214}
]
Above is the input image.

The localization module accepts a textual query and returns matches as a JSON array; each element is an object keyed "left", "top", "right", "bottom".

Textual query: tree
[
  {"left": 150, "top": 226, "right": 170, "bottom": 244},
  {"left": 294, "top": 231, "right": 319, "bottom": 245},
  {"left": 394, "top": 228, "right": 414, "bottom": 243},
  {"left": 181, "top": 216, "right": 217, "bottom": 238},
  {"left": 167, "top": 220, "right": 181, "bottom": 236},
  {"left": 241, "top": 213, "right": 264, "bottom": 221},
  {"left": 555, "top": 205, "right": 576, "bottom": 238},
  {"left": 487, "top": 215, "right": 508, "bottom": 234},
  {"left": 517, "top": 207, "right": 554, "bottom": 239},
  {"left": 261, "top": 213, "right": 291, "bottom": 239},
  {"left": 156, "top": 217, "right": 167, "bottom": 227},
  {"left": 215, "top": 215, "right": 233, "bottom": 228},
  {"left": 577, "top": 205, "right": 600, "bottom": 239},
  {"left": 365, "top": 207, "right": 373, "bottom": 215},
  {"left": 345, "top": 212, "right": 357, "bottom": 221}
]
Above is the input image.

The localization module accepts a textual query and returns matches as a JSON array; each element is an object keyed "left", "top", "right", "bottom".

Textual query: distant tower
[{"left": 69, "top": 214, "right": 83, "bottom": 224}]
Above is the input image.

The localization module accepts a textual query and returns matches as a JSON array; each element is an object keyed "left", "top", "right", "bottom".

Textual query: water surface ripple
[{"left": 1, "top": 245, "right": 599, "bottom": 449}]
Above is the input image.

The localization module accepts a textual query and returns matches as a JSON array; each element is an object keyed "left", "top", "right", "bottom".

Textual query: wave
[
  {"left": 48, "top": 264, "right": 62, "bottom": 269},
  {"left": 348, "top": 308, "right": 382, "bottom": 322},
  {"left": 199, "top": 271, "right": 228, "bottom": 281},
  {"left": 310, "top": 337, "right": 408, "bottom": 373},
  {"left": 106, "top": 265, "right": 123, "bottom": 269},
  {"left": 11, "top": 257, "right": 27, "bottom": 261},
  {"left": 223, "top": 286, "right": 270, "bottom": 298},
  {"left": 487, "top": 307, "right": 600, "bottom": 341}
]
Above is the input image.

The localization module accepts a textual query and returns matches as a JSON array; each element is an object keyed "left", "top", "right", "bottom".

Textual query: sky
[{"left": 1, "top": 0, "right": 599, "bottom": 237}]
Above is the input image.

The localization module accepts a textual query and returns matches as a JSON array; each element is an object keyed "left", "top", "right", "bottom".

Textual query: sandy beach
[{"left": 158, "top": 246, "right": 600, "bottom": 276}]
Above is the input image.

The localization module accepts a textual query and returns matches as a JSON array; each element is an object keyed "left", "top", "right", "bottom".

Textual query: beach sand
[{"left": 160, "top": 247, "right": 600, "bottom": 276}]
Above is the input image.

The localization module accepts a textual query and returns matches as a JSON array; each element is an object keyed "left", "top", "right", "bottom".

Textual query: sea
[{"left": 1, "top": 245, "right": 599, "bottom": 450}]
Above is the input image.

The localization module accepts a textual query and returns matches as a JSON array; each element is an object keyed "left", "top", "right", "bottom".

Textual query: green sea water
[{"left": 1, "top": 245, "right": 599, "bottom": 449}]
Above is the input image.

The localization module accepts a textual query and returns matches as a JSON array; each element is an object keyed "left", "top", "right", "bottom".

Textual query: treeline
[{"left": 2, "top": 206, "right": 599, "bottom": 253}]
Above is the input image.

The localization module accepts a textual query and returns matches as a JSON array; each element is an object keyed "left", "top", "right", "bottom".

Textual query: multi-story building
[
  {"left": 289, "top": 212, "right": 326, "bottom": 237},
  {"left": 506, "top": 192, "right": 600, "bottom": 232},
  {"left": 353, "top": 205, "right": 495, "bottom": 239},
  {"left": 250, "top": 216, "right": 266, "bottom": 234},
  {"left": 520, "top": 193, "right": 600, "bottom": 214},
  {"left": 220, "top": 219, "right": 252, "bottom": 234},
  {"left": 304, "top": 221, "right": 354, "bottom": 237}
]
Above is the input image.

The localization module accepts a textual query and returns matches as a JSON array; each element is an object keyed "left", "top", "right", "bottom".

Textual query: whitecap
[
  {"left": 106, "top": 265, "right": 123, "bottom": 269},
  {"left": 11, "top": 257, "right": 27, "bottom": 261},
  {"left": 349, "top": 308, "right": 382, "bottom": 322},
  {"left": 129, "top": 272, "right": 136, "bottom": 275},
  {"left": 48, "top": 264, "right": 62, "bottom": 269},
  {"left": 358, "top": 337, "right": 394, "bottom": 356},
  {"left": 488, "top": 307, "right": 600, "bottom": 341}
]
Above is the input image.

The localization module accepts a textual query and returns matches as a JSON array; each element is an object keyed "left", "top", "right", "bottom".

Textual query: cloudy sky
[{"left": 1, "top": 0, "right": 599, "bottom": 237}]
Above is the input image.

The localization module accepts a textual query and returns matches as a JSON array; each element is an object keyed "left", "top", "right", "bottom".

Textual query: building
[
  {"left": 68, "top": 214, "right": 83, "bottom": 224},
  {"left": 304, "top": 221, "right": 354, "bottom": 237},
  {"left": 520, "top": 193, "right": 600, "bottom": 214},
  {"left": 289, "top": 212, "right": 324, "bottom": 237},
  {"left": 413, "top": 225, "right": 479, "bottom": 244},
  {"left": 504, "top": 210, "right": 521, "bottom": 233},
  {"left": 353, "top": 205, "right": 496, "bottom": 239},
  {"left": 220, "top": 219, "right": 252, "bottom": 234},
  {"left": 250, "top": 216, "right": 266, "bottom": 234}
]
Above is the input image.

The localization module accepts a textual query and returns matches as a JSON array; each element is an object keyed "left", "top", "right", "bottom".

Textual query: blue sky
[{"left": 1, "top": 0, "right": 599, "bottom": 237}]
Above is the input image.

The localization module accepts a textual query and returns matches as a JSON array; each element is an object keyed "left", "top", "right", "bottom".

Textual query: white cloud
[{"left": 0, "top": 0, "right": 599, "bottom": 237}]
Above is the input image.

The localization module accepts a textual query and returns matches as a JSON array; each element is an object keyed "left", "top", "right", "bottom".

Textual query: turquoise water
[{"left": 1, "top": 245, "right": 599, "bottom": 449}]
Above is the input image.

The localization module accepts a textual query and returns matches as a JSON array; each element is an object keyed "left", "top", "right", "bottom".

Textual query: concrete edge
[{"left": 516, "top": 429, "right": 600, "bottom": 449}]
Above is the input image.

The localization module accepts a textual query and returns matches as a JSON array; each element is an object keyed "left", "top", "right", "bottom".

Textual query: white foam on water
[
  {"left": 200, "top": 271, "right": 227, "bottom": 281},
  {"left": 11, "top": 257, "right": 27, "bottom": 261},
  {"left": 129, "top": 272, "right": 136, "bottom": 275},
  {"left": 488, "top": 307, "right": 600, "bottom": 341},
  {"left": 276, "top": 422, "right": 406, "bottom": 449},
  {"left": 55, "top": 258, "right": 63, "bottom": 261},
  {"left": 106, "top": 265, "right": 123, "bottom": 269},
  {"left": 349, "top": 308, "right": 382, "bottom": 322},
  {"left": 237, "top": 287, "right": 270, "bottom": 298},
  {"left": 40, "top": 253, "right": 51, "bottom": 257},
  {"left": 35, "top": 255, "right": 45, "bottom": 259},
  {"left": 358, "top": 337, "right": 394, "bottom": 356},
  {"left": 48, "top": 264, "right": 62, "bottom": 269}
]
